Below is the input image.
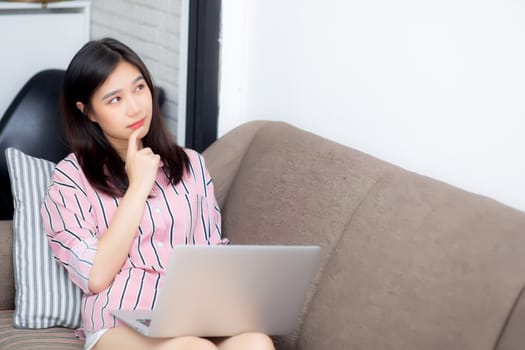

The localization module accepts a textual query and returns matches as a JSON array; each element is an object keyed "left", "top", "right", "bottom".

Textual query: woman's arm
[{"left": 88, "top": 128, "right": 160, "bottom": 293}]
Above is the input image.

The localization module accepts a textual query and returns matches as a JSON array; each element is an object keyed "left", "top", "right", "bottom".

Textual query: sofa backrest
[
  {"left": 204, "top": 121, "right": 525, "bottom": 350},
  {"left": 0, "top": 70, "right": 69, "bottom": 220}
]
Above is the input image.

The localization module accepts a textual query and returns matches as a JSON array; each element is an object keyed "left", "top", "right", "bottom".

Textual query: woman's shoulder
[
  {"left": 55, "top": 152, "right": 80, "bottom": 167},
  {"left": 53, "top": 153, "right": 84, "bottom": 178},
  {"left": 182, "top": 148, "right": 210, "bottom": 180},
  {"left": 46, "top": 153, "right": 93, "bottom": 196},
  {"left": 183, "top": 148, "right": 205, "bottom": 166}
]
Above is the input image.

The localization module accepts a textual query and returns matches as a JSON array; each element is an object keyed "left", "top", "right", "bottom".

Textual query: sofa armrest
[{"left": 0, "top": 220, "right": 14, "bottom": 310}]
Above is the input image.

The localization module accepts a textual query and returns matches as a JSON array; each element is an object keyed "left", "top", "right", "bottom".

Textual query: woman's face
[{"left": 80, "top": 60, "right": 153, "bottom": 158}]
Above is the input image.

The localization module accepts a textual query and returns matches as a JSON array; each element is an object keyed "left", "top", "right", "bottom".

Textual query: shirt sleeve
[
  {"left": 192, "top": 152, "right": 228, "bottom": 245},
  {"left": 40, "top": 159, "right": 98, "bottom": 294}
]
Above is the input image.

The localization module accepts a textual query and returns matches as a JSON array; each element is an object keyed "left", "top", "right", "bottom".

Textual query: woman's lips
[{"left": 128, "top": 119, "right": 145, "bottom": 130}]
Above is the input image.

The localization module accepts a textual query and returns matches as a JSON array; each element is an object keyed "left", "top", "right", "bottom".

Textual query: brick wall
[{"left": 90, "top": 0, "right": 183, "bottom": 136}]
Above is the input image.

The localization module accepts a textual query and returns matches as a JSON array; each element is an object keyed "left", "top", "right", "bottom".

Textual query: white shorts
[{"left": 84, "top": 329, "right": 109, "bottom": 350}]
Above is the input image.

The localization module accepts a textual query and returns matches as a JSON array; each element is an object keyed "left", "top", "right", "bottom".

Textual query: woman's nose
[{"left": 127, "top": 96, "right": 140, "bottom": 115}]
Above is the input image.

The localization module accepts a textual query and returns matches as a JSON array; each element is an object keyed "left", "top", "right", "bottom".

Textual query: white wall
[
  {"left": 0, "top": 1, "right": 90, "bottom": 118},
  {"left": 90, "top": 0, "right": 185, "bottom": 141},
  {"left": 219, "top": 0, "right": 525, "bottom": 212}
]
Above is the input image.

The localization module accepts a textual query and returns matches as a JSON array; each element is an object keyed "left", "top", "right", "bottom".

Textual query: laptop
[{"left": 111, "top": 244, "right": 321, "bottom": 338}]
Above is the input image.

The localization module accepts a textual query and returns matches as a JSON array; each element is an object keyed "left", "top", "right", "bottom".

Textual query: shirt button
[
  {"left": 157, "top": 241, "right": 164, "bottom": 247},
  {"left": 155, "top": 208, "right": 161, "bottom": 213}
]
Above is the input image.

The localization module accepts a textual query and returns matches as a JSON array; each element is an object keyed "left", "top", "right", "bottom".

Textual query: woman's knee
[
  {"left": 95, "top": 328, "right": 217, "bottom": 350},
  {"left": 250, "top": 332, "right": 275, "bottom": 349},
  {"left": 230, "top": 332, "right": 275, "bottom": 350},
  {"left": 162, "top": 336, "right": 217, "bottom": 350}
]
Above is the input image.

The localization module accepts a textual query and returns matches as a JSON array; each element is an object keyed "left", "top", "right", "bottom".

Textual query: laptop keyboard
[{"left": 137, "top": 318, "right": 152, "bottom": 327}]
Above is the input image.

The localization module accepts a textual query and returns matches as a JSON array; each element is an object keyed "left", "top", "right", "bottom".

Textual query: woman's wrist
[{"left": 125, "top": 183, "right": 152, "bottom": 202}]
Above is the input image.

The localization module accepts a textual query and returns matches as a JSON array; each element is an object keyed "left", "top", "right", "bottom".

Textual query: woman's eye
[
  {"left": 109, "top": 96, "right": 121, "bottom": 104},
  {"left": 136, "top": 83, "right": 145, "bottom": 92}
]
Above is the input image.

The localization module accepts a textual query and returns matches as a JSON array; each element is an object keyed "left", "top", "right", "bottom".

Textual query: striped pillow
[{"left": 5, "top": 148, "right": 81, "bottom": 328}]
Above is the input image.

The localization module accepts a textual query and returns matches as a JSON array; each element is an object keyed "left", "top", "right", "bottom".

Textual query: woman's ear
[
  {"left": 75, "top": 101, "right": 86, "bottom": 114},
  {"left": 76, "top": 102, "right": 96, "bottom": 122}
]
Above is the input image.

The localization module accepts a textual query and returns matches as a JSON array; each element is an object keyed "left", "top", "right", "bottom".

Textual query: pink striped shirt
[{"left": 41, "top": 149, "right": 225, "bottom": 333}]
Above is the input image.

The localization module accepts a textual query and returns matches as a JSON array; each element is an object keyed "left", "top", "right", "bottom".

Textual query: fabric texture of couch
[{"left": 1, "top": 120, "right": 525, "bottom": 349}]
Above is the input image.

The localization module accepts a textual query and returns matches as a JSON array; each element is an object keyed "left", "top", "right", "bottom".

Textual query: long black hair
[{"left": 61, "top": 38, "right": 189, "bottom": 196}]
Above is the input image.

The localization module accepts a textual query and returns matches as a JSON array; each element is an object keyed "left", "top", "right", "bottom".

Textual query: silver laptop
[{"left": 111, "top": 244, "right": 321, "bottom": 338}]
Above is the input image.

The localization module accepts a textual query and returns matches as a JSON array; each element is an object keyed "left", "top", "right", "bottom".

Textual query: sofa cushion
[
  {"left": 297, "top": 168, "right": 525, "bottom": 350},
  {"left": 6, "top": 148, "right": 81, "bottom": 328},
  {"left": 0, "top": 220, "right": 14, "bottom": 310},
  {"left": 0, "top": 310, "right": 82, "bottom": 349},
  {"left": 494, "top": 285, "right": 525, "bottom": 350}
]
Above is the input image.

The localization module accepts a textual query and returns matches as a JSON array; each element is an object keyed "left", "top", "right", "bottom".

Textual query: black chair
[{"left": 0, "top": 69, "right": 166, "bottom": 220}]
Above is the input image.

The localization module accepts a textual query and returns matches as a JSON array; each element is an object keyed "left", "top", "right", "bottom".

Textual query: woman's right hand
[{"left": 125, "top": 127, "right": 160, "bottom": 198}]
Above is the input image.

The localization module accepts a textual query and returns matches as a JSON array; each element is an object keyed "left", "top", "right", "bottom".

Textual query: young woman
[{"left": 41, "top": 38, "right": 275, "bottom": 350}]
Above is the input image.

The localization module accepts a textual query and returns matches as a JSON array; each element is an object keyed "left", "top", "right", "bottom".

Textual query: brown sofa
[{"left": 1, "top": 120, "right": 525, "bottom": 349}]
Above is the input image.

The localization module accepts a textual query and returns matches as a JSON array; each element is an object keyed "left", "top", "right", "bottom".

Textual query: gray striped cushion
[
  {"left": 5, "top": 148, "right": 81, "bottom": 328},
  {"left": 0, "top": 310, "right": 83, "bottom": 349}
]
